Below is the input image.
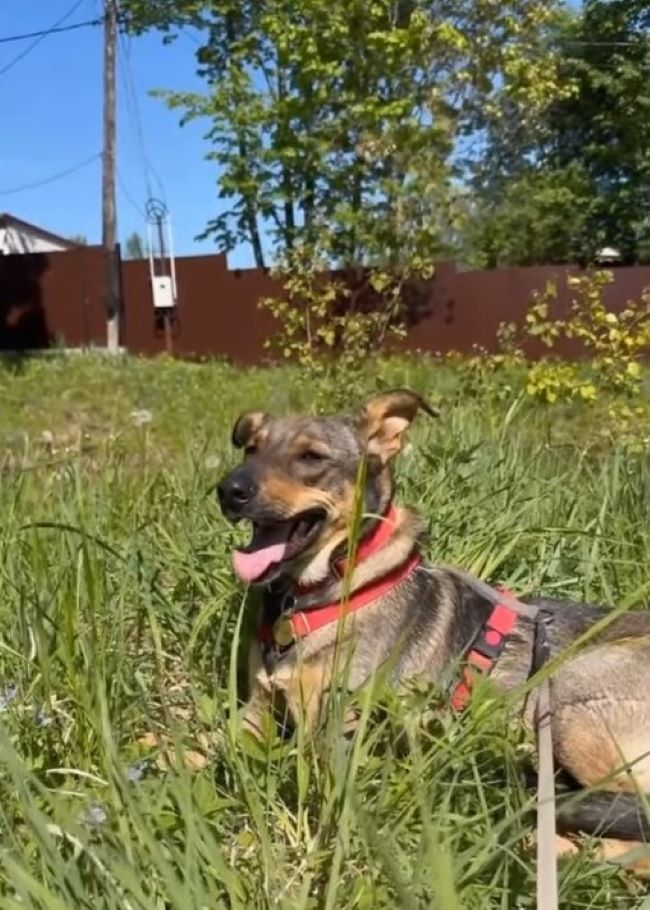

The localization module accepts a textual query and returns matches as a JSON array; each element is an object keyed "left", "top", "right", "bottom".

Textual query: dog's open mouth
[{"left": 232, "top": 508, "right": 326, "bottom": 583}]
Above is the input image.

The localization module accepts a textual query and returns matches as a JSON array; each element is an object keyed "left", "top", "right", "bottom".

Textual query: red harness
[
  {"left": 448, "top": 598, "right": 518, "bottom": 710},
  {"left": 258, "top": 505, "right": 518, "bottom": 708}
]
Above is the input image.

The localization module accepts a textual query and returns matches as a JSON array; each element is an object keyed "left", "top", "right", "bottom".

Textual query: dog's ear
[
  {"left": 360, "top": 389, "right": 438, "bottom": 463},
  {"left": 231, "top": 411, "right": 269, "bottom": 450}
]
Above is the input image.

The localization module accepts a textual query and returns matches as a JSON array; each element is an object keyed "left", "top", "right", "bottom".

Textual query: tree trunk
[
  {"left": 277, "top": 68, "right": 295, "bottom": 251},
  {"left": 235, "top": 133, "right": 265, "bottom": 268},
  {"left": 226, "top": 11, "right": 265, "bottom": 268}
]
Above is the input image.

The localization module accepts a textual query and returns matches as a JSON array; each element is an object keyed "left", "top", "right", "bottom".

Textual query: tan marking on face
[
  {"left": 291, "top": 435, "right": 331, "bottom": 457},
  {"left": 293, "top": 481, "right": 389, "bottom": 585},
  {"left": 260, "top": 475, "right": 334, "bottom": 514},
  {"left": 295, "top": 529, "right": 349, "bottom": 585},
  {"left": 293, "top": 481, "right": 356, "bottom": 551}
]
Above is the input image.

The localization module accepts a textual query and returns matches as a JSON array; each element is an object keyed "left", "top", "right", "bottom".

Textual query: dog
[{"left": 217, "top": 389, "right": 650, "bottom": 855}]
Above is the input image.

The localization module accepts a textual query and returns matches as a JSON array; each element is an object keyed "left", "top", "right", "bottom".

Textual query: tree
[
  {"left": 124, "top": 230, "right": 147, "bottom": 259},
  {"left": 550, "top": 0, "right": 650, "bottom": 263},
  {"left": 470, "top": 0, "right": 650, "bottom": 266},
  {"left": 124, "top": 0, "right": 566, "bottom": 272},
  {"left": 465, "top": 164, "right": 594, "bottom": 268},
  {"left": 68, "top": 234, "right": 88, "bottom": 246}
]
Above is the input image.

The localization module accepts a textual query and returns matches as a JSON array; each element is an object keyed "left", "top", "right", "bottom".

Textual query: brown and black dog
[{"left": 217, "top": 389, "right": 650, "bottom": 851}]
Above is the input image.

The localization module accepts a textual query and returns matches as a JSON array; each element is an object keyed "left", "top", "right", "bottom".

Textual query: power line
[
  {"left": 180, "top": 28, "right": 203, "bottom": 47},
  {"left": 564, "top": 40, "right": 650, "bottom": 48},
  {"left": 0, "top": 18, "right": 101, "bottom": 47},
  {"left": 0, "top": 0, "right": 89, "bottom": 80},
  {"left": 0, "top": 15, "right": 645, "bottom": 52},
  {"left": 119, "top": 31, "right": 151, "bottom": 197},
  {"left": 0, "top": 153, "right": 101, "bottom": 197},
  {"left": 117, "top": 168, "right": 147, "bottom": 219},
  {"left": 118, "top": 30, "right": 167, "bottom": 203}
]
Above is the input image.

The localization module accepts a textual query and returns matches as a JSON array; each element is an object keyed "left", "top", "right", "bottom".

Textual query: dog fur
[{"left": 217, "top": 389, "right": 650, "bottom": 863}]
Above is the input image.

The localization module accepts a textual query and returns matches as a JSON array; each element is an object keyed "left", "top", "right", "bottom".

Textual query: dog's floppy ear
[
  {"left": 360, "top": 389, "right": 438, "bottom": 463},
  {"left": 231, "top": 411, "right": 269, "bottom": 449}
]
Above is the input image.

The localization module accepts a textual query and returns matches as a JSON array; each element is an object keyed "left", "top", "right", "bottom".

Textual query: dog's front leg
[
  {"left": 239, "top": 686, "right": 276, "bottom": 740},
  {"left": 274, "top": 655, "right": 333, "bottom": 736},
  {"left": 238, "top": 643, "right": 277, "bottom": 741}
]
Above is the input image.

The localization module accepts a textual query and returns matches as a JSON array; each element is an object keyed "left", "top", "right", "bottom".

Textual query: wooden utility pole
[{"left": 102, "top": 0, "right": 120, "bottom": 352}]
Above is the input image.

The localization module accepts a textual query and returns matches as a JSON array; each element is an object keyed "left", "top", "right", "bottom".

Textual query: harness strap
[
  {"left": 450, "top": 599, "right": 519, "bottom": 711},
  {"left": 445, "top": 572, "right": 558, "bottom": 910}
]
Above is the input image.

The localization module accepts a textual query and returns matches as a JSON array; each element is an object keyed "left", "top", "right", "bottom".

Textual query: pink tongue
[{"left": 233, "top": 542, "right": 288, "bottom": 583}]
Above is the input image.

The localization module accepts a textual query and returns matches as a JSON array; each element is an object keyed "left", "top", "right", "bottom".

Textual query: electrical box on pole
[{"left": 146, "top": 198, "right": 178, "bottom": 350}]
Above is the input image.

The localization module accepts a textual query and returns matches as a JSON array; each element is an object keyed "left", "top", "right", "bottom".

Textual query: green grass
[{"left": 0, "top": 353, "right": 648, "bottom": 908}]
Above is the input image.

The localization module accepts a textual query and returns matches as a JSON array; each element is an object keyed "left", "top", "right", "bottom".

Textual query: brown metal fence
[
  {"left": 1, "top": 247, "right": 649, "bottom": 363},
  {"left": 0, "top": 246, "right": 107, "bottom": 351}
]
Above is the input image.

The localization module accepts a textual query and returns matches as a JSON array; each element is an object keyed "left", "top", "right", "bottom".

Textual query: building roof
[
  {"left": 0, "top": 212, "right": 77, "bottom": 249},
  {"left": 595, "top": 245, "right": 623, "bottom": 262}
]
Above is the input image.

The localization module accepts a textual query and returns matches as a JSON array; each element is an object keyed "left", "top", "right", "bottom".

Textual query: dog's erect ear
[
  {"left": 231, "top": 411, "right": 269, "bottom": 449},
  {"left": 360, "top": 389, "right": 439, "bottom": 463}
]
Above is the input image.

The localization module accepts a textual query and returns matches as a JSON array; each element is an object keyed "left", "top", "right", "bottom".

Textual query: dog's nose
[{"left": 217, "top": 469, "right": 258, "bottom": 512}]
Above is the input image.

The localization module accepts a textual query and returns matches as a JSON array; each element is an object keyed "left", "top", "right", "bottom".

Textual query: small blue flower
[
  {"left": 35, "top": 708, "right": 54, "bottom": 728},
  {"left": 0, "top": 683, "right": 18, "bottom": 712},
  {"left": 83, "top": 803, "right": 108, "bottom": 827},
  {"left": 125, "top": 760, "right": 148, "bottom": 783}
]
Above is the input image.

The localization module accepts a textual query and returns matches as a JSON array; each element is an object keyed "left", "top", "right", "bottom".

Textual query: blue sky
[{"left": 0, "top": 1, "right": 248, "bottom": 263}]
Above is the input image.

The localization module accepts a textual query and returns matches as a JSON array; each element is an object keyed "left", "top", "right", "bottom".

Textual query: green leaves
[
  {"left": 123, "top": 0, "right": 579, "bottom": 391},
  {"left": 123, "top": 0, "right": 566, "bottom": 272},
  {"left": 470, "top": 0, "right": 650, "bottom": 266}
]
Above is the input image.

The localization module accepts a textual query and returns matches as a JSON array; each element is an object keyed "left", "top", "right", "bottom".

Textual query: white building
[
  {"left": 595, "top": 246, "right": 623, "bottom": 265},
  {"left": 0, "top": 213, "right": 77, "bottom": 255}
]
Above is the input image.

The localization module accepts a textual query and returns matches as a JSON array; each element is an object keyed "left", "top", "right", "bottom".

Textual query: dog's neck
[{"left": 266, "top": 502, "right": 425, "bottom": 611}]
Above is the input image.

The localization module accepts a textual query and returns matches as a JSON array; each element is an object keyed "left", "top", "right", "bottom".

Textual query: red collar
[
  {"left": 333, "top": 503, "right": 402, "bottom": 577},
  {"left": 291, "top": 503, "right": 403, "bottom": 597},
  {"left": 259, "top": 505, "right": 421, "bottom": 647}
]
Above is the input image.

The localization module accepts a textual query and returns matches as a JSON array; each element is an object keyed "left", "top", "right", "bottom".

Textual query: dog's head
[{"left": 217, "top": 389, "right": 438, "bottom": 585}]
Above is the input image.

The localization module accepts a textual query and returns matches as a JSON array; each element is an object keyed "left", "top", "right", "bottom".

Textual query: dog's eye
[
  {"left": 299, "top": 450, "right": 326, "bottom": 463},
  {"left": 244, "top": 445, "right": 257, "bottom": 456}
]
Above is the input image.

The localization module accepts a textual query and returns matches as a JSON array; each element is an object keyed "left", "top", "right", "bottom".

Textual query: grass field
[{"left": 0, "top": 353, "right": 648, "bottom": 908}]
